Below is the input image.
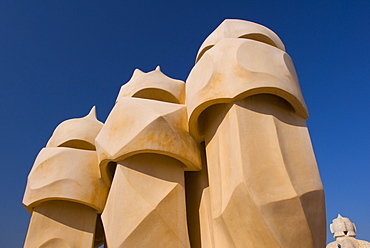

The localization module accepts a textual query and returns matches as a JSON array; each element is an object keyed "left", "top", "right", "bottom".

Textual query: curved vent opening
[
  {"left": 132, "top": 88, "right": 180, "bottom": 104},
  {"left": 196, "top": 45, "right": 214, "bottom": 63},
  {"left": 239, "top": 33, "right": 279, "bottom": 48},
  {"left": 58, "top": 140, "right": 96, "bottom": 150}
]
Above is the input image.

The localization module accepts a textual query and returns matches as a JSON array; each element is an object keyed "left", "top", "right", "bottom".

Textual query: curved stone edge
[
  {"left": 187, "top": 38, "right": 308, "bottom": 141},
  {"left": 196, "top": 19, "right": 285, "bottom": 62},
  {"left": 116, "top": 67, "right": 186, "bottom": 104},
  {"left": 23, "top": 147, "right": 110, "bottom": 213},
  {"left": 95, "top": 97, "right": 202, "bottom": 178},
  {"left": 46, "top": 106, "right": 104, "bottom": 149}
]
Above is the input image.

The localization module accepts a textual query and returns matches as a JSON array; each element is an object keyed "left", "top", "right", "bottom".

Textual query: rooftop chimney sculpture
[
  {"left": 23, "top": 19, "right": 326, "bottom": 248},
  {"left": 326, "top": 215, "right": 370, "bottom": 248}
]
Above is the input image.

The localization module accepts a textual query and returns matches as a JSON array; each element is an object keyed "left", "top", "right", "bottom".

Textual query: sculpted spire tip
[
  {"left": 86, "top": 106, "right": 97, "bottom": 120},
  {"left": 116, "top": 67, "right": 185, "bottom": 104}
]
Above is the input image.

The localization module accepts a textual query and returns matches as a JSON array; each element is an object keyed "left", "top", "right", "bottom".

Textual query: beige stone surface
[
  {"left": 23, "top": 147, "right": 109, "bottom": 213},
  {"left": 24, "top": 107, "right": 109, "bottom": 212},
  {"left": 95, "top": 97, "right": 201, "bottom": 172},
  {"left": 46, "top": 106, "right": 103, "bottom": 150},
  {"left": 327, "top": 215, "right": 370, "bottom": 248},
  {"left": 331, "top": 214, "right": 357, "bottom": 238},
  {"left": 183, "top": 145, "right": 210, "bottom": 248},
  {"left": 116, "top": 66, "right": 185, "bottom": 104},
  {"left": 97, "top": 68, "right": 201, "bottom": 247},
  {"left": 198, "top": 187, "right": 214, "bottom": 247},
  {"left": 187, "top": 38, "right": 308, "bottom": 141},
  {"left": 201, "top": 96, "right": 325, "bottom": 247},
  {"left": 196, "top": 19, "right": 285, "bottom": 62},
  {"left": 23, "top": 19, "right": 328, "bottom": 248},
  {"left": 186, "top": 19, "right": 326, "bottom": 247},
  {"left": 23, "top": 107, "right": 109, "bottom": 247},
  {"left": 102, "top": 155, "right": 190, "bottom": 248},
  {"left": 327, "top": 238, "right": 370, "bottom": 248},
  {"left": 24, "top": 201, "right": 97, "bottom": 248}
]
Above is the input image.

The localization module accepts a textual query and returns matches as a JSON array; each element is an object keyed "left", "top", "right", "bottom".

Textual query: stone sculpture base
[
  {"left": 102, "top": 154, "right": 190, "bottom": 248},
  {"left": 24, "top": 201, "right": 97, "bottom": 248},
  {"left": 200, "top": 94, "right": 325, "bottom": 248}
]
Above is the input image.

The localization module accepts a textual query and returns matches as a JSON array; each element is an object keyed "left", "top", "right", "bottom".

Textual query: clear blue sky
[{"left": 1, "top": 1, "right": 369, "bottom": 246}]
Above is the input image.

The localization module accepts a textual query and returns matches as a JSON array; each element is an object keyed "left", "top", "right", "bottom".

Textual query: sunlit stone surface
[
  {"left": 23, "top": 108, "right": 109, "bottom": 248},
  {"left": 97, "top": 67, "right": 200, "bottom": 248},
  {"left": 23, "top": 19, "right": 327, "bottom": 248},
  {"left": 186, "top": 19, "right": 325, "bottom": 248}
]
